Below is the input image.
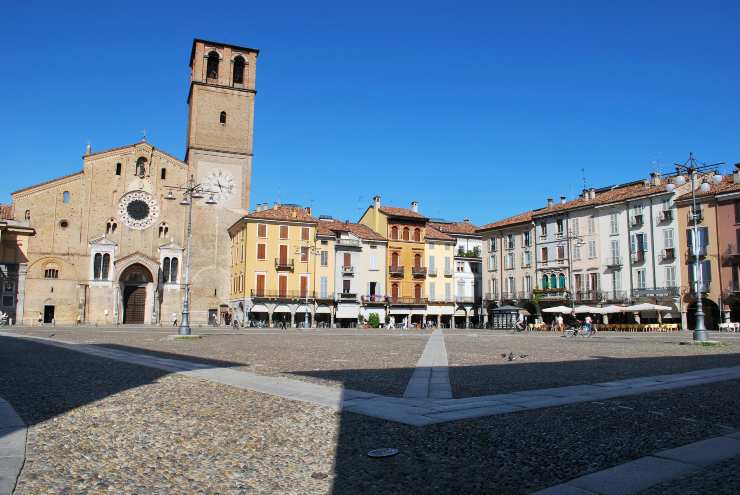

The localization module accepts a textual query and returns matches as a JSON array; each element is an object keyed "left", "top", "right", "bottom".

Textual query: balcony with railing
[
  {"left": 574, "top": 290, "right": 600, "bottom": 302},
  {"left": 722, "top": 244, "right": 740, "bottom": 261},
  {"left": 606, "top": 256, "right": 622, "bottom": 268},
  {"left": 444, "top": 268, "right": 453, "bottom": 277},
  {"left": 341, "top": 265, "right": 354, "bottom": 275},
  {"left": 533, "top": 288, "right": 568, "bottom": 300},
  {"left": 361, "top": 294, "right": 387, "bottom": 304},
  {"left": 630, "top": 250, "right": 645, "bottom": 264},
  {"left": 388, "top": 296, "right": 428, "bottom": 305},
  {"left": 337, "top": 291, "right": 358, "bottom": 301},
  {"left": 631, "top": 287, "right": 680, "bottom": 299},
  {"left": 336, "top": 238, "right": 361, "bottom": 247},
  {"left": 659, "top": 248, "right": 675, "bottom": 262},
  {"left": 456, "top": 247, "right": 481, "bottom": 259},
  {"left": 251, "top": 289, "right": 313, "bottom": 300},
  {"left": 274, "top": 258, "right": 294, "bottom": 271},
  {"left": 657, "top": 210, "right": 673, "bottom": 223},
  {"left": 688, "top": 282, "right": 711, "bottom": 294},
  {"left": 412, "top": 266, "right": 427, "bottom": 277},
  {"left": 602, "top": 290, "right": 629, "bottom": 303},
  {"left": 389, "top": 265, "right": 404, "bottom": 277},
  {"left": 484, "top": 292, "right": 499, "bottom": 301}
]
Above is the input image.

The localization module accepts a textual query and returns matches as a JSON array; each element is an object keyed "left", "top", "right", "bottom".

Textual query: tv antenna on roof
[{"left": 581, "top": 168, "right": 587, "bottom": 191}]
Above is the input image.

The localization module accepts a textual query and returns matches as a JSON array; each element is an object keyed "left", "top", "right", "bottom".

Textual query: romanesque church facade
[{"left": 9, "top": 39, "right": 258, "bottom": 325}]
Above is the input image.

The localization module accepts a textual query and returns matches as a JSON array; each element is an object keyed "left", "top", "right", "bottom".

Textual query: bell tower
[{"left": 186, "top": 38, "right": 258, "bottom": 211}]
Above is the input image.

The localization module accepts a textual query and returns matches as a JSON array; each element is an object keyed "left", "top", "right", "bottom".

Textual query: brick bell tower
[
  {"left": 185, "top": 39, "right": 258, "bottom": 323},
  {"left": 186, "top": 38, "right": 258, "bottom": 211}
]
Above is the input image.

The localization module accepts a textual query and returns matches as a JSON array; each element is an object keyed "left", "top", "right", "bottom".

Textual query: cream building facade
[{"left": 8, "top": 39, "right": 258, "bottom": 325}]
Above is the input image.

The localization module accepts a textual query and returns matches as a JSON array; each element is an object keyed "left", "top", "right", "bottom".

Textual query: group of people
[{"left": 548, "top": 314, "right": 595, "bottom": 335}]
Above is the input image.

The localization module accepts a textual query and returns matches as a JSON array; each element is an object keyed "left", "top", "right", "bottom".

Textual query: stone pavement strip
[
  {"left": 0, "top": 398, "right": 26, "bottom": 495},
  {"left": 403, "top": 328, "right": 453, "bottom": 399},
  {"left": 5, "top": 331, "right": 740, "bottom": 427},
  {"left": 533, "top": 431, "right": 740, "bottom": 495}
]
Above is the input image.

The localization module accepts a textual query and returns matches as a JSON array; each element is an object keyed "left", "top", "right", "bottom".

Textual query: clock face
[
  {"left": 207, "top": 169, "right": 235, "bottom": 203},
  {"left": 117, "top": 191, "right": 159, "bottom": 230}
]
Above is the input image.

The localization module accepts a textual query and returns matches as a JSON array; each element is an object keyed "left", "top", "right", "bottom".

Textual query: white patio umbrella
[
  {"left": 624, "top": 303, "right": 672, "bottom": 312},
  {"left": 573, "top": 305, "right": 605, "bottom": 314},
  {"left": 542, "top": 305, "right": 572, "bottom": 314},
  {"left": 601, "top": 305, "right": 629, "bottom": 313}
]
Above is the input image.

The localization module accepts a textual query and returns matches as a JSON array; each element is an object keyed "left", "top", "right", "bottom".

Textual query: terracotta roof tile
[
  {"left": 677, "top": 174, "right": 740, "bottom": 200},
  {"left": 429, "top": 221, "right": 479, "bottom": 235},
  {"left": 378, "top": 205, "right": 427, "bottom": 220},
  {"left": 425, "top": 225, "right": 455, "bottom": 241},
  {"left": 318, "top": 220, "right": 386, "bottom": 241},
  {"left": 245, "top": 204, "right": 317, "bottom": 223},
  {"left": 477, "top": 210, "right": 534, "bottom": 231}
]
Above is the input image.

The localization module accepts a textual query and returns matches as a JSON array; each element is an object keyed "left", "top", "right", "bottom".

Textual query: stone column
[
  {"left": 15, "top": 263, "right": 27, "bottom": 325},
  {"left": 112, "top": 284, "right": 120, "bottom": 325},
  {"left": 330, "top": 310, "right": 335, "bottom": 328},
  {"left": 451, "top": 310, "right": 456, "bottom": 329},
  {"left": 152, "top": 286, "right": 160, "bottom": 325},
  {"left": 268, "top": 309, "right": 274, "bottom": 328},
  {"left": 681, "top": 308, "right": 688, "bottom": 330},
  {"left": 436, "top": 314, "right": 441, "bottom": 328},
  {"left": 290, "top": 310, "right": 296, "bottom": 328}
]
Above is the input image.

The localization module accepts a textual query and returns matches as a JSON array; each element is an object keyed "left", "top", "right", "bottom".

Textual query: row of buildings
[
  {"left": 227, "top": 198, "right": 483, "bottom": 327},
  {"left": 0, "top": 38, "right": 738, "bottom": 329}
]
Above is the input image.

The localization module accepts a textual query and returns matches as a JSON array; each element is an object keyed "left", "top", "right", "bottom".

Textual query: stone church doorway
[{"left": 120, "top": 263, "right": 153, "bottom": 324}]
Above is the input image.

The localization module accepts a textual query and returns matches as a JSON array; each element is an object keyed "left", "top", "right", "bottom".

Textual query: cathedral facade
[{"left": 9, "top": 39, "right": 258, "bottom": 325}]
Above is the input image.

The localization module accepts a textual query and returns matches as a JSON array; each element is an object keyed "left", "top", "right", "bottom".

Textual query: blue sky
[{"left": 1, "top": 1, "right": 739, "bottom": 225}]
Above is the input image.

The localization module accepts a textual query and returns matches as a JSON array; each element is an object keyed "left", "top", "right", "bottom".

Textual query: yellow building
[
  {"left": 228, "top": 203, "right": 334, "bottom": 327},
  {"left": 359, "top": 196, "right": 430, "bottom": 326},
  {"left": 0, "top": 204, "right": 35, "bottom": 324}
]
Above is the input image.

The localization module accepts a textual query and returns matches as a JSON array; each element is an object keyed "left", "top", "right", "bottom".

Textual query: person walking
[
  {"left": 584, "top": 314, "right": 593, "bottom": 335},
  {"left": 556, "top": 314, "right": 565, "bottom": 333},
  {"left": 171, "top": 313, "right": 178, "bottom": 327}
]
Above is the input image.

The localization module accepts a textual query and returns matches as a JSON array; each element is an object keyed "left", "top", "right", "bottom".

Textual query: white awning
[
  {"left": 315, "top": 304, "right": 332, "bottom": 314},
  {"left": 336, "top": 304, "right": 360, "bottom": 319},
  {"left": 274, "top": 304, "right": 291, "bottom": 313},
  {"left": 250, "top": 304, "right": 268, "bottom": 313}
]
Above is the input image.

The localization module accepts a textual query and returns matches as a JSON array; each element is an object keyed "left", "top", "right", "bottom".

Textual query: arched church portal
[{"left": 120, "top": 263, "right": 154, "bottom": 324}]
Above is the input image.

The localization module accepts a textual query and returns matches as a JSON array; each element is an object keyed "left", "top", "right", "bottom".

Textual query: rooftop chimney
[
  {"left": 589, "top": 188, "right": 596, "bottom": 200},
  {"left": 305, "top": 207, "right": 312, "bottom": 215},
  {"left": 463, "top": 217, "right": 470, "bottom": 223},
  {"left": 84, "top": 142, "right": 92, "bottom": 156},
  {"left": 560, "top": 196, "right": 566, "bottom": 205},
  {"left": 547, "top": 197, "right": 554, "bottom": 208},
  {"left": 373, "top": 195, "right": 381, "bottom": 210},
  {"left": 273, "top": 203, "right": 279, "bottom": 210},
  {"left": 410, "top": 201, "right": 419, "bottom": 212},
  {"left": 650, "top": 172, "right": 662, "bottom": 186},
  {"left": 734, "top": 164, "right": 740, "bottom": 184}
]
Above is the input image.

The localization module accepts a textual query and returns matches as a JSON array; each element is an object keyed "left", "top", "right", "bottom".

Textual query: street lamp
[
  {"left": 165, "top": 175, "right": 218, "bottom": 335},
  {"left": 666, "top": 153, "right": 724, "bottom": 341},
  {"left": 296, "top": 241, "right": 320, "bottom": 329}
]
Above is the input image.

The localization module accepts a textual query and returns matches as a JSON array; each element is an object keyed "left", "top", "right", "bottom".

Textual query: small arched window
[
  {"left": 135, "top": 157, "right": 147, "bottom": 177},
  {"left": 558, "top": 273, "right": 566, "bottom": 289},
  {"left": 414, "top": 228, "right": 421, "bottom": 242},
  {"left": 115, "top": 162, "right": 122, "bottom": 175},
  {"left": 414, "top": 284, "right": 422, "bottom": 299},
  {"left": 403, "top": 227, "right": 410, "bottom": 241},
  {"left": 44, "top": 264, "right": 59, "bottom": 279},
  {"left": 106, "top": 219, "right": 117, "bottom": 235},
  {"left": 102, "top": 254, "right": 110, "bottom": 279},
  {"left": 542, "top": 274, "right": 549, "bottom": 289},
  {"left": 391, "top": 283, "right": 399, "bottom": 299},
  {"left": 93, "top": 253, "right": 102, "bottom": 279},
  {"left": 391, "top": 251, "right": 400, "bottom": 267},
  {"left": 161, "top": 167, "right": 166, "bottom": 180},
  {"left": 206, "top": 51, "right": 219, "bottom": 79},
  {"left": 233, "top": 55, "right": 245, "bottom": 84},
  {"left": 391, "top": 226, "right": 398, "bottom": 240},
  {"left": 24, "top": 210, "right": 30, "bottom": 221},
  {"left": 62, "top": 191, "right": 70, "bottom": 203},
  {"left": 158, "top": 222, "right": 168, "bottom": 239},
  {"left": 219, "top": 111, "right": 227, "bottom": 124},
  {"left": 414, "top": 253, "right": 421, "bottom": 267},
  {"left": 163, "top": 257, "right": 170, "bottom": 283},
  {"left": 550, "top": 274, "right": 557, "bottom": 289},
  {"left": 170, "top": 258, "right": 178, "bottom": 283}
]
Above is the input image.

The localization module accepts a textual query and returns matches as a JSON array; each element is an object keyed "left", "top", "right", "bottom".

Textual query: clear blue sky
[{"left": 2, "top": 1, "right": 739, "bottom": 225}]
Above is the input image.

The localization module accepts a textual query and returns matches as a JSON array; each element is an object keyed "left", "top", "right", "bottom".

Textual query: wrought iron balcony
[
  {"left": 412, "top": 266, "right": 427, "bottom": 277},
  {"left": 723, "top": 244, "right": 740, "bottom": 260},
  {"left": 388, "top": 296, "right": 428, "bottom": 305},
  {"left": 574, "top": 290, "right": 600, "bottom": 302},
  {"left": 602, "top": 290, "right": 629, "bottom": 303},
  {"left": 631, "top": 287, "right": 680, "bottom": 299},
  {"left": 533, "top": 288, "right": 568, "bottom": 299},
  {"left": 336, "top": 238, "right": 361, "bottom": 247},
  {"left": 606, "top": 256, "right": 622, "bottom": 268},
  {"left": 274, "top": 258, "right": 294, "bottom": 271},
  {"left": 337, "top": 291, "right": 358, "bottom": 300},
  {"left": 659, "top": 248, "right": 675, "bottom": 262},
  {"left": 251, "top": 289, "right": 313, "bottom": 300},
  {"left": 361, "top": 294, "right": 387, "bottom": 304},
  {"left": 341, "top": 265, "right": 354, "bottom": 275},
  {"left": 389, "top": 265, "right": 404, "bottom": 277}
]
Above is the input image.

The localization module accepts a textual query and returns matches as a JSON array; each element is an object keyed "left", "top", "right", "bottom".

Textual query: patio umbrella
[
  {"left": 573, "top": 305, "right": 605, "bottom": 314},
  {"left": 624, "top": 303, "right": 672, "bottom": 312},
  {"left": 542, "top": 305, "right": 573, "bottom": 314},
  {"left": 601, "top": 305, "right": 629, "bottom": 313}
]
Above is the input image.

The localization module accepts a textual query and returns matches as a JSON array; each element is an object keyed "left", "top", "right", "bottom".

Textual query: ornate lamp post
[
  {"left": 164, "top": 176, "right": 217, "bottom": 335},
  {"left": 296, "top": 239, "right": 321, "bottom": 329},
  {"left": 665, "top": 153, "right": 723, "bottom": 341}
]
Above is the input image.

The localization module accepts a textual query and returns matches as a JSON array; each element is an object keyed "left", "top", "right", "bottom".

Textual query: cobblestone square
[{"left": 2, "top": 327, "right": 740, "bottom": 494}]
